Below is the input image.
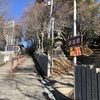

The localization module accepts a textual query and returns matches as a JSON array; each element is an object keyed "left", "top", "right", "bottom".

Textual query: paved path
[
  {"left": 0, "top": 56, "right": 48, "bottom": 100},
  {"left": 49, "top": 70, "right": 74, "bottom": 98}
]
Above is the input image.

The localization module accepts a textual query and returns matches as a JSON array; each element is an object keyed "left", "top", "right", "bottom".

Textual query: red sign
[
  {"left": 70, "top": 47, "right": 82, "bottom": 56},
  {"left": 74, "top": 47, "right": 82, "bottom": 56},
  {"left": 67, "top": 35, "right": 83, "bottom": 47}
]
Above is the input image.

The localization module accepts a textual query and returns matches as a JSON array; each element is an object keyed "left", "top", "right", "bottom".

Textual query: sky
[
  {"left": 9, "top": 0, "right": 35, "bottom": 48},
  {"left": 9, "top": 0, "right": 35, "bottom": 20}
]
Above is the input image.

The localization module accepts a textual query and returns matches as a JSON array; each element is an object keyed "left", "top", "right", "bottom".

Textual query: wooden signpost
[
  {"left": 67, "top": 35, "right": 83, "bottom": 47},
  {"left": 67, "top": 35, "right": 83, "bottom": 56}
]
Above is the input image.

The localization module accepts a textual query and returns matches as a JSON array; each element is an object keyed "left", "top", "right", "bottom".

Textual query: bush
[{"left": 43, "top": 38, "right": 52, "bottom": 54}]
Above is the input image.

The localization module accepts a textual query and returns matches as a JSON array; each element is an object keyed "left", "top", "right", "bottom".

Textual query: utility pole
[
  {"left": 12, "top": 21, "right": 14, "bottom": 45},
  {"left": 51, "top": 17, "right": 54, "bottom": 73},
  {"left": 39, "top": 39, "right": 40, "bottom": 51},
  {"left": 41, "top": 33, "right": 44, "bottom": 53},
  {"left": 74, "top": 0, "right": 77, "bottom": 100},
  {"left": 48, "top": 0, "right": 54, "bottom": 38},
  {"left": 44, "top": 0, "right": 54, "bottom": 74}
]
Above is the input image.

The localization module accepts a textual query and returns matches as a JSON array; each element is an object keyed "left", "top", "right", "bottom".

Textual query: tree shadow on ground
[
  {"left": 2, "top": 75, "right": 49, "bottom": 100},
  {"left": 23, "top": 54, "right": 74, "bottom": 100},
  {"left": 49, "top": 80, "right": 74, "bottom": 88}
]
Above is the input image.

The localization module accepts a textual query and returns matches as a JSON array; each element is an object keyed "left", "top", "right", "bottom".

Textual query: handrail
[{"left": 9, "top": 54, "right": 26, "bottom": 77}]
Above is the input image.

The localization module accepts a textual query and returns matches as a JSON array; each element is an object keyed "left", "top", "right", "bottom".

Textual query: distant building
[
  {"left": 4, "top": 21, "right": 14, "bottom": 45},
  {"left": 0, "top": 16, "right": 5, "bottom": 51}
]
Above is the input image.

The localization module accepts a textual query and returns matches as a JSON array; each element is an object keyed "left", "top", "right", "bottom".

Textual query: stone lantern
[{"left": 53, "top": 31, "right": 65, "bottom": 58}]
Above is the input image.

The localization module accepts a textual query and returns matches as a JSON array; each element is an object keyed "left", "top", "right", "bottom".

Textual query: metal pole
[
  {"left": 51, "top": 18, "right": 54, "bottom": 48},
  {"left": 51, "top": 17, "right": 54, "bottom": 73},
  {"left": 74, "top": 0, "right": 77, "bottom": 64},
  {"left": 48, "top": 0, "right": 53, "bottom": 38},
  {"left": 5, "top": 35, "right": 8, "bottom": 51},
  {"left": 39, "top": 39, "right": 40, "bottom": 51},
  {"left": 42, "top": 33, "right": 44, "bottom": 53},
  {"left": 12, "top": 21, "right": 14, "bottom": 45},
  {"left": 74, "top": 0, "right": 77, "bottom": 100},
  {"left": 11, "top": 21, "right": 14, "bottom": 52}
]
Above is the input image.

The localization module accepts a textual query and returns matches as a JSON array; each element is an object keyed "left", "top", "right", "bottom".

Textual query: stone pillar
[
  {"left": 75, "top": 65, "right": 78, "bottom": 100},
  {"left": 96, "top": 68, "right": 100, "bottom": 100},
  {"left": 81, "top": 65, "right": 86, "bottom": 100},
  {"left": 47, "top": 55, "right": 51, "bottom": 77},
  {"left": 77, "top": 65, "right": 82, "bottom": 100},
  {"left": 86, "top": 65, "right": 92, "bottom": 100},
  {"left": 95, "top": 56, "right": 100, "bottom": 68},
  {"left": 91, "top": 68, "right": 98, "bottom": 100},
  {"left": 98, "top": 72, "right": 100, "bottom": 100}
]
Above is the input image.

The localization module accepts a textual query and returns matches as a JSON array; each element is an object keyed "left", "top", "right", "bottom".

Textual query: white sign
[{"left": 5, "top": 46, "right": 20, "bottom": 52}]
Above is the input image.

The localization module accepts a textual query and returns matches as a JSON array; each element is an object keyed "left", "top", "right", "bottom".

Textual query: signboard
[
  {"left": 67, "top": 35, "right": 83, "bottom": 47},
  {"left": 5, "top": 45, "right": 20, "bottom": 52},
  {"left": 70, "top": 47, "right": 82, "bottom": 56},
  {"left": 4, "top": 54, "right": 9, "bottom": 62}
]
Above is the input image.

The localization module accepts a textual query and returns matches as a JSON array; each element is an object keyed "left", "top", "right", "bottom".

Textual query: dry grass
[
  {"left": 68, "top": 89, "right": 74, "bottom": 99},
  {"left": 82, "top": 45, "right": 93, "bottom": 56},
  {"left": 52, "top": 57, "right": 73, "bottom": 76}
]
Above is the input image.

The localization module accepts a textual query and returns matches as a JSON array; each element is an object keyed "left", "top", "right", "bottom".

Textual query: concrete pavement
[
  {"left": 49, "top": 70, "right": 74, "bottom": 99},
  {"left": 0, "top": 55, "right": 74, "bottom": 100},
  {"left": 0, "top": 56, "right": 48, "bottom": 100}
]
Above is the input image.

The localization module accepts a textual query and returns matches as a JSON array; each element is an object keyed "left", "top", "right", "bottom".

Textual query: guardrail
[{"left": 9, "top": 54, "right": 26, "bottom": 77}]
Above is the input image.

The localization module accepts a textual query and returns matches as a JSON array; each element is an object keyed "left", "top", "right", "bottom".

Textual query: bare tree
[
  {"left": 22, "top": 2, "right": 50, "bottom": 47},
  {"left": 0, "top": 0, "right": 10, "bottom": 50},
  {"left": 0, "top": 0, "right": 8, "bottom": 36},
  {"left": 14, "top": 22, "right": 23, "bottom": 44},
  {"left": 53, "top": 0, "right": 100, "bottom": 44},
  {"left": 21, "top": 0, "right": 100, "bottom": 49},
  {"left": 75, "top": 1, "right": 100, "bottom": 44}
]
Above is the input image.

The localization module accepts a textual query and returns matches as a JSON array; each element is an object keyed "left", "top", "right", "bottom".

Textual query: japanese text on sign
[{"left": 67, "top": 35, "right": 82, "bottom": 47}]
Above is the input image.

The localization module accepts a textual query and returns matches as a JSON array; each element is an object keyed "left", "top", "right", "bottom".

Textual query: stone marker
[
  {"left": 82, "top": 65, "right": 86, "bottom": 100},
  {"left": 91, "top": 68, "right": 97, "bottom": 100},
  {"left": 75, "top": 65, "right": 78, "bottom": 100},
  {"left": 95, "top": 56, "right": 100, "bottom": 68},
  {"left": 77, "top": 65, "right": 82, "bottom": 100},
  {"left": 86, "top": 65, "right": 92, "bottom": 100},
  {"left": 98, "top": 72, "right": 100, "bottom": 100},
  {"left": 96, "top": 68, "right": 100, "bottom": 100}
]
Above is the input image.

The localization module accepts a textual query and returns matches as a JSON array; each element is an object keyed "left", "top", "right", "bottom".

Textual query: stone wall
[
  {"left": 4, "top": 52, "right": 16, "bottom": 62},
  {"left": 0, "top": 53, "right": 4, "bottom": 65},
  {"left": 34, "top": 52, "right": 51, "bottom": 77}
]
